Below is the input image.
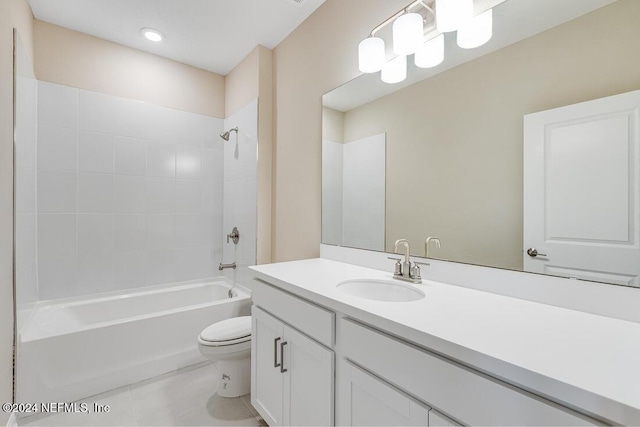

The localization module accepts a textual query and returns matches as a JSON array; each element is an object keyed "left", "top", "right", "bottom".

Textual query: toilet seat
[{"left": 199, "top": 316, "right": 251, "bottom": 347}]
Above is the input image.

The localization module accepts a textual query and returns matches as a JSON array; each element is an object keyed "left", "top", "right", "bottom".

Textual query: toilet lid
[{"left": 200, "top": 316, "right": 251, "bottom": 343}]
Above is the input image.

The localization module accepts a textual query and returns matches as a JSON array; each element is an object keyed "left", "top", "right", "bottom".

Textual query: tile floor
[{"left": 18, "top": 362, "right": 266, "bottom": 427}]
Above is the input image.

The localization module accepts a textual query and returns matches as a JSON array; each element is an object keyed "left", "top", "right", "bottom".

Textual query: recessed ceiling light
[{"left": 141, "top": 28, "right": 164, "bottom": 42}]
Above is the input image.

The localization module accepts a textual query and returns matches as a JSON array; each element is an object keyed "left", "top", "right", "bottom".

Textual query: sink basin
[{"left": 336, "top": 279, "right": 425, "bottom": 302}]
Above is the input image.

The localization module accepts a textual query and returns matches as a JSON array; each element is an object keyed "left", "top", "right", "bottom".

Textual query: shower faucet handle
[{"left": 227, "top": 227, "right": 240, "bottom": 244}]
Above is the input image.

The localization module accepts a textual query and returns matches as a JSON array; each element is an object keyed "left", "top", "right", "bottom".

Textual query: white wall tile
[
  {"left": 203, "top": 116, "right": 224, "bottom": 150},
  {"left": 114, "top": 251, "right": 146, "bottom": 289},
  {"left": 15, "top": 213, "right": 36, "bottom": 265},
  {"left": 37, "top": 170, "right": 77, "bottom": 213},
  {"left": 146, "top": 214, "right": 175, "bottom": 250},
  {"left": 114, "top": 175, "right": 146, "bottom": 213},
  {"left": 174, "top": 247, "right": 216, "bottom": 282},
  {"left": 176, "top": 146, "right": 202, "bottom": 179},
  {"left": 201, "top": 148, "right": 223, "bottom": 182},
  {"left": 77, "top": 251, "right": 114, "bottom": 294},
  {"left": 15, "top": 166, "right": 36, "bottom": 214},
  {"left": 145, "top": 250, "right": 176, "bottom": 285},
  {"left": 115, "top": 98, "right": 150, "bottom": 139},
  {"left": 146, "top": 141, "right": 176, "bottom": 178},
  {"left": 175, "top": 180, "right": 202, "bottom": 214},
  {"left": 78, "top": 131, "right": 114, "bottom": 173},
  {"left": 77, "top": 214, "right": 114, "bottom": 253},
  {"left": 78, "top": 172, "right": 113, "bottom": 213},
  {"left": 38, "top": 81, "right": 77, "bottom": 128},
  {"left": 115, "top": 136, "right": 147, "bottom": 176},
  {"left": 37, "top": 125, "right": 77, "bottom": 171},
  {"left": 174, "top": 110, "right": 203, "bottom": 146},
  {"left": 38, "top": 214, "right": 76, "bottom": 257},
  {"left": 78, "top": 90, "right": 115, "bottom": 134},
  {"left": 175, "top": 214, "right": 203, "bottom": 248},
  {"left": 147, "top": 104, "right": 178, "bottom": 144},
  {"left": 146, "top": 177, "right": 175, "bottom": 213},
  {"left": 38, "top": 256, "right": 77, "bottom": 300},
  {"left": 201, "top": 181, "right": 223, "bottom": 215},
  {"left": 115, "top": 214, "right": 146, "bottom": 251}
]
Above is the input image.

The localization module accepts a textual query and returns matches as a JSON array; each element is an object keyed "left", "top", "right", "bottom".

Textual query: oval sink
[{"left": 337, "top": 279, "right": 425, "bottom": 302}]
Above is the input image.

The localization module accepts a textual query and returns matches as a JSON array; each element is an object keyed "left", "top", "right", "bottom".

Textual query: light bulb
[
  {"left": 393, "top": 13, "right": 424, "bottom": 55},
  {"left": 435, "top": 0, "right": 474, "bottom": 33},
  {"left": 415, "top": 34, "right": 444, "bottom": 68},
  {"left": 381, "top": 55, "right": 407, "bottom": 84},
  {"left": 141, "top": 28, "right": 164, "bottom": 42},
  {"left": 358, "top": 37, "right": 386, "bottom": 73},
  {"left": 457, "top": 9, "right": 493, "bottom": 49}
]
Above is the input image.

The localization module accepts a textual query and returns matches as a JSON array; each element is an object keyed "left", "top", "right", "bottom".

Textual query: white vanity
[{"left": 248, "top": 255, "right": 640, "bottom": 426}]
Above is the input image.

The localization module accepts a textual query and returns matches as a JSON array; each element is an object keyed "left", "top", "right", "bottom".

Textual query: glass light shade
[
  {"left": 358, "top": 37, "right": 386, "bottom": 73},
  {"left": 392, "top": 13, "right": 424, "bottom": 55},
  {"left": 415, "top": 34, "right": 445, "bottom": 68},
  {"left": 381, "top": 55, "right": 407, "bottom": 84},
  {"left": 457, "top": 9, "right": 493, "bottom": 49},
  {"left": 435, "top": 0, "right": 474, "bottom": 33}
]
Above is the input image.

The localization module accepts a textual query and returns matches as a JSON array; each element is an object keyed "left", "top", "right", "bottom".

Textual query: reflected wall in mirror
[
  {"left": 322, "top": 0, "right": 640, "bottom": 287},
  {"left": 322, "top": 109, "right": 386, "bottom": 251}
]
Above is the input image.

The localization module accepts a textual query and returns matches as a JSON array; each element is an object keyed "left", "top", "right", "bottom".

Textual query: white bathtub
[{"left": 17, "top": 278, "right": 251, "bottom": 404}]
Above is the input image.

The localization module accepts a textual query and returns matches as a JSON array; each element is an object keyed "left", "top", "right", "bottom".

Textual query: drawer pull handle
[
  {"left": 280, "top": 341, "right": 288, "bottom": 373},
  {"left": 274, "top": 337, "right": 281, "bottom": 368}
]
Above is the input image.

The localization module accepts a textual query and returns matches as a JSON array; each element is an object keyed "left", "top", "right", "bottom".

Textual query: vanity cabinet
[
  {"left": 338, "top": 318, "right": 598, "bottom": 426},
  {"left": 251, "top": 283, "right": 335, "bottom": 426},
  {"left": 340, "top": 360, "right": 431, "bottom": 426},
  {"left": 250, "top": 276, "right": 602, "bottom": 427}
]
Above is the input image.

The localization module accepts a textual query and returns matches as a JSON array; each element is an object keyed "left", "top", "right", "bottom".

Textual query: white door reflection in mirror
[
  {"left": 322, "top": 133, "right": 386, "bottom": 252},
  {"left": 524, "top": 90, "right": 640, "bottom": 286}
]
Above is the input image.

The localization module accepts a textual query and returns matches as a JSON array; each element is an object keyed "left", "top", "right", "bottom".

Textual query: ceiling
[{"left": 27, "top": 0, "right": 326, "bottom": 75}]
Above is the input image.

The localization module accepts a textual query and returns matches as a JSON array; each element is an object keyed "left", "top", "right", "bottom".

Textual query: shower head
[{"left": 220, "top": 127, "right": 238, "bottom": 141}]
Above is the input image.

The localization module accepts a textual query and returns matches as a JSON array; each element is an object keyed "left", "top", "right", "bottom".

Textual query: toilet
[{"left": 198, "top": 316, "right": 252, "bottom": 398}]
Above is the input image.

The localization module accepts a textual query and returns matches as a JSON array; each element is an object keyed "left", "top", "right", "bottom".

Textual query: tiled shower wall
[
  {"left": 14, "top": 39, "right": 38, "bottom": 326},
  {"left": 36, "top": 81, "right": 226, "bottom": 300},
  {"left": 222, "top": 99, "right": 258, "bottom": 271}
]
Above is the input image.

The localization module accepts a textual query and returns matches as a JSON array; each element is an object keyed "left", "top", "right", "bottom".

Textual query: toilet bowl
[{"left": 198, "top": 316, "right": 252, "bottom": 398}]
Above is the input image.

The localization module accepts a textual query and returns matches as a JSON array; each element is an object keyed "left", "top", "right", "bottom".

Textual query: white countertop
[{"left": 250, "top": 258, "right": 640, "bottom": 426}]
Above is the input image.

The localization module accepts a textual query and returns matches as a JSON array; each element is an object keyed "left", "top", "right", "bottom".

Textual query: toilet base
[{"left": 216, "top": 357, "right": 250, "bottom": 398}]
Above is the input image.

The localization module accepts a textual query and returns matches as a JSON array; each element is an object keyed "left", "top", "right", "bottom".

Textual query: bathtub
[{"left": 17, "top": 278, "right": 251, "bottom": 404}]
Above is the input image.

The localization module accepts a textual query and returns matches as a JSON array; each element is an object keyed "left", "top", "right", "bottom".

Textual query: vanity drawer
[
  {"left": 252, "top": 279, "right": 334, "bottom": 347},
  {"left": 339, "top": 318, "right": 599, "bottom": 426}
]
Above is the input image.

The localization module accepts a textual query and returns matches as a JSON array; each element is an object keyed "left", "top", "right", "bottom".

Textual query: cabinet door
[
  {"left": 251, "top": 307, "right": 285, "bottom": 426},
  {"left": 283, "top": 325, "right": 335, "bottom": 426},
  {"left": 340, "top": 361, "right": 429, "bottom": 426}
]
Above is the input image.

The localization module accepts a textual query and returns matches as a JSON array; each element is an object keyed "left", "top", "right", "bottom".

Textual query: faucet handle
[
  {"left": 387, "top": 257, "right": 402, "bottom": 276},
  {"left": 414, "top": 261, "right": 430, "bottom": 266}
]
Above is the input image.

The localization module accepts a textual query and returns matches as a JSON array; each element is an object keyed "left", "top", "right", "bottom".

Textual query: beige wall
[
  {"left": 225, "top": 45, "right": 274, "bottom": 264},
  {"left": 35, "top": 20, "right": 225, "bottom": 117},
  {"left": 0, "top": 0, "right": 33, "bottom": 418},
  {"left": 337, "top": 0, "right": 640, "bottom": 270},
  {"left": 322, "top": 107, "right": 344, "bottom": 143},
  {"left": 273, "top": 0, "right": 409, "bottom": 262}
]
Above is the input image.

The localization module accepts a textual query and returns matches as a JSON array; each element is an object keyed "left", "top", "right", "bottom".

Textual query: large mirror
[{"left": 322, "top": 0, "right": 640, "bottom": 287}]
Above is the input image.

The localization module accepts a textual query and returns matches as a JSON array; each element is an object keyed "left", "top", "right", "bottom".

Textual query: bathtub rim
[{"left": 20, "top": 277, "right": 251, "bottom": 343}]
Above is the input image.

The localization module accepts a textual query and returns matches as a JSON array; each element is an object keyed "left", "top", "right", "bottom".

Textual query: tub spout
[{"left": 218, "top": 262, "right": 237, "bottom": 271}]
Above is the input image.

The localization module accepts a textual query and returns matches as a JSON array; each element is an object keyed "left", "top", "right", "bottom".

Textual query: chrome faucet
[
  {"left": 388, "top": 239, "right": 423, "bottom": 284},
  {"left": 425, "top": 236, "right": 441, "bottom": 258}
]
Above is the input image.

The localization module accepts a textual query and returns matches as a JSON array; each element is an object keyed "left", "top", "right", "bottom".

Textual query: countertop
[{"left": 250, "top": 258, "right": 640, "bottom": 426}]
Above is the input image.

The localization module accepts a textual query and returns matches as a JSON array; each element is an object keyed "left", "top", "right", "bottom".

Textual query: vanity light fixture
[
  {"left": 141, "top": 28, "right": 164, "bottom": 42},
  {"left": 457, "top": 8, "right": 493, "bottom": 49},
  {"left": 358, "top": 0, "right": 494, "bottom": 84}
]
